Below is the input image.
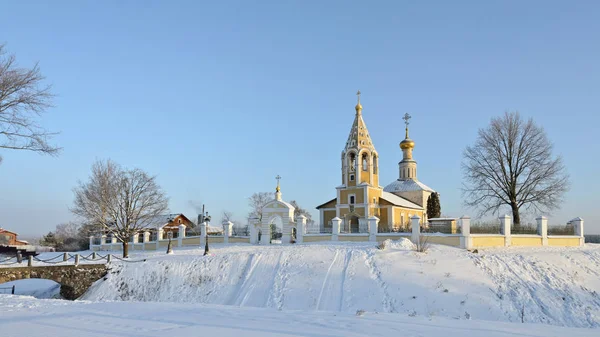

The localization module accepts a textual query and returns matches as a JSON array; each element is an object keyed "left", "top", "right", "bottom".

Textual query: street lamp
[
  {"left": 166, "top": 231, "right": 173, "bottom": 254},
  {"left": 203, "top": 211, "right": 211, "bottom": 256}
]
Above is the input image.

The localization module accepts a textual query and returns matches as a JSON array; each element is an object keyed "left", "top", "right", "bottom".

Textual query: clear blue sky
[{"left": 1, "top": 0, "right": 599, "bottom": 236}]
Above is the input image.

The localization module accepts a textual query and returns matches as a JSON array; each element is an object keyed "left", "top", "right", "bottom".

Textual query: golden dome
[
  {"left": 400, "top": 138, "right": 415, "bottom": 150},
  {"left": 355, "top": 102, "right": 362, "bottom": 113}
]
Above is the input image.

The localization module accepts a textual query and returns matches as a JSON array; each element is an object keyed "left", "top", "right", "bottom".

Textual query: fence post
[
  {"left": 63, "top": 252, "right": 68, "bottom": 262},
  {"left": 156, "top": 228, "right": 164, "bottom": 250},
  {"left": 411, "top": 215, "right": 421, "bottom": 245},
  {"left": 572, "top": 217, "right": 584, "bottom": 246},
  {"left": 177, "top": 224, "right": 186, "bottom": 247},
  {"left": 296, "top": 215, "right": 306, "bottom": 244},
  {"left": 331, "top": 217, "right": 341, "bottom": 241},
  {"left": 536, "top": 216, "right": 548, "bottom": 246},
  {"left": 499, "top": 215, "right": 511, "bottom": 247},
  {"left": 92, "top": 252, "right": 97, "bottom": 259},
  {"left": 107, "top": 254, "right": 111, "bottom": 263},
  {"left": 223, "top": 221, "right": 233, "bottom": 244},
  {"left": 16, "top": 251, "right": 22, "bottom": 264},
  {"left": 11, "top": 285, "right": 15, "bottom": 295},
  {"left": 28, "top": 255, "right": 33, "bottom": 267},
  {"left": 74, "top": 254, "right": 80, "bottom": 266},
  {"left": 460, "top": 216, "right": 472, "bottom": 250},
  {"left": 249, "top": 217, "right": 259, "bottom": 244},
  {"left": 368, "top": 216, "right": 379, "bottom": 242},
  {"left": 200, "top": 222, "right": 207, "bottom": 247}
]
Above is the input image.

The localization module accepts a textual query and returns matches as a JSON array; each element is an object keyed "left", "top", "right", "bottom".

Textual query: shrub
[{"left": 414, "top": 235, "right": 430, "bottom": 253}]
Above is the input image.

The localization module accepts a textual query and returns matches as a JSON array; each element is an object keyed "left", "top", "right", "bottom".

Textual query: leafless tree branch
[
  {"left": 0, "top": 44, "right": 60, "bottom": 163},
  {"left": 461, "top": 111, "right": 569, "bottom": 225}
]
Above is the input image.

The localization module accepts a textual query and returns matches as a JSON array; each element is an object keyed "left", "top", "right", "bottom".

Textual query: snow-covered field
[
  {"left": 1, "top": 240, "right": 599, "bottom": 336},
  {"left": 0, "top": 295, "right": 598, "bottom": 337},
  {"left": 77, "top": 240, "right": 600, "bottom": 328}
]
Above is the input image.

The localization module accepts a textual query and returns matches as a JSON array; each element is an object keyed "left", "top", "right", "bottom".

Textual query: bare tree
[
  {"left": 71, "top": 159, "right": 169, "bottom": 257},
  {"left": 248, "top": 192, "right": 272, "bottom": 221},
  {"left": 289, "top": 200, "right": 312, "bottom": 223},
  {"left": 0, "top": 44, "right": 60, "bottom": 164},
  {"left": 221, "top": 210, "right": 234, "bottom": 224},
  {"left": 462, "top": 112, "right": 569, "bottom": 226}
]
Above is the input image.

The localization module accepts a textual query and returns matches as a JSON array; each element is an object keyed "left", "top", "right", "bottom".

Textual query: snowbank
[{"left": 80, "top": 241, "right": 600, "bottom": 328}]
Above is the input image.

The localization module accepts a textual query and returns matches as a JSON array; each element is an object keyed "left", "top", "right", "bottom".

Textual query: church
[{"left": 316, "top": 92, "right": 435, "bottom": 233}]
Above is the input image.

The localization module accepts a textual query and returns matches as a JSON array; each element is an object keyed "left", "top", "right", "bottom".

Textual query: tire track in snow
[
  {"left": 230, "top": 253, "right": 262, "bottom": 306},
  {"left": 315, "top": 249, "right": 341, "bottom": 311},
  {"left": 365, "top": 249, "right": 397, "bottom": 313},
  {"left": 266, "top": 251, "right": 288, "bottom": 309},
  {"left": 338, "top": 250, "right": 352, "bottom": 312}
]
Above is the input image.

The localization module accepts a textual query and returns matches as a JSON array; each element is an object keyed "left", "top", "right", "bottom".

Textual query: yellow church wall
[
  {"left": 348, "top": 175, "right": 357, "bottom": 187},
  {"left": 338, "top": 206, "right": 365, "bottom": 217},
  {"left": 159, "top": 240, "right": 169, "bottom": 248},
  {"left": 320, "top": 199, "right": 337, "bottom": 209},
  {"left": 182, "top": 237, "right": 200, "bottom": 246},
  {"left": 548, "top": 237, "right": 581, "bottom": 246},
  {"left": 208, "top": 236, "right": 224, "bottom": 244},
  {"left": 423, "top": 235, "right": 461, "bottom": 247},
  {"left": 360, "top": 170, "right": 370, "bottom": 183},
  {"left": 392, "top": 208, "right": 423, "bottom": 227},
  {"left": 303, "top": 235, "right": 331, "bottom": 242},
  {"left": 323, "top": 210, "right": 336, "bottom": 227},
  {"left": 143, "top": 243, "right": 157, "bottom": 250},
  {"left": 338, "top": 235, "right": 369, "bottom": 242},
  {"left": 376, "top": 234, "right": 411, "bottom": 242},
  {"left": 511, "top": 236, "right": 542, "bottom": 246},
  {"left": 340, "top": 189, "right": 365, "bottom": 204},
  {"left": 471, "top": 236, "right": 505, "bottom": 248},
  {"left": 228, "top": 237, "right": 250, "bottom": 243},
  {"left": 377, "top": 209, "right": 389, "bottom": 227}
]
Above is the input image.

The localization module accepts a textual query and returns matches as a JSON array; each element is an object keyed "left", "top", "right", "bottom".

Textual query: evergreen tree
[{"left": 426, "top": 193, "right": 441, "bottom": 219}]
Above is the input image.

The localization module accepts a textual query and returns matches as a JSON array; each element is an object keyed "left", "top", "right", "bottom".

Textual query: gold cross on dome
[{"left": 356, "top": 90, "right": 361, "bottom": 103}]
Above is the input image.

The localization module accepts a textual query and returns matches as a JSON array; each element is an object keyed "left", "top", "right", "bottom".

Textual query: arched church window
[
  {"left": 349, "top": 153, "right": 356, "bottom": 171},
  {"left": 350, "top": 174, "right": 355, "bottom": 181},
  {"left": 373, "top": 155, "right": 378, "bottom": 174},
  {"left": 350, "top": 195, "right": 355, "bottom": 204},
  {"left": 362, "top": 153, "right": 368, "bottom": 171}
]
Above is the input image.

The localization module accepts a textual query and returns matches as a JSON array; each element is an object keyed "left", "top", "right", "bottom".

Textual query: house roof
[
  {"left": 379, "top": 191, "right": 423, "bottom": 210},
  {"left": 147, "top": 213, "right": 192, "bottom": 229},
  {"left": 0, "top": 228, "right": 18, "bottom": 236},
  {"left": 316, "top": 198, "right": 337, "bottom": 209},
  {"left": 383, "top": 179, "right": 435, "bottom": 193}
]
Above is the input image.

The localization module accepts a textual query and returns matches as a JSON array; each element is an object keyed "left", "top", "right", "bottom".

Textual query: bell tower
[{"left": 341, "top": 91, "right": 379, "bottom": 187}]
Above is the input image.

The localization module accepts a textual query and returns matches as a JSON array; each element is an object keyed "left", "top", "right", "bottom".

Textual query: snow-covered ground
[
  {"left": 74, "top": 240, "right": 600, "bottom": 328},
  {"left": 0, "top": 295, "right": 598, "bottom": 337}
]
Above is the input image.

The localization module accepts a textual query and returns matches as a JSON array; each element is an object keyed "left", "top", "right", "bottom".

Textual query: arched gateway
[{"left": 249, "top": 176, "right": 296, "bottom": 245}]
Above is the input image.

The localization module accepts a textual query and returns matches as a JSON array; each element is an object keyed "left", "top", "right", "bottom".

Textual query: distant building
[
  {"left": 0, "top": 228, "right": 28, "bottom": 246},
  {"left": 144, "top": 213, "right": 196, "bottom": 239}
]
